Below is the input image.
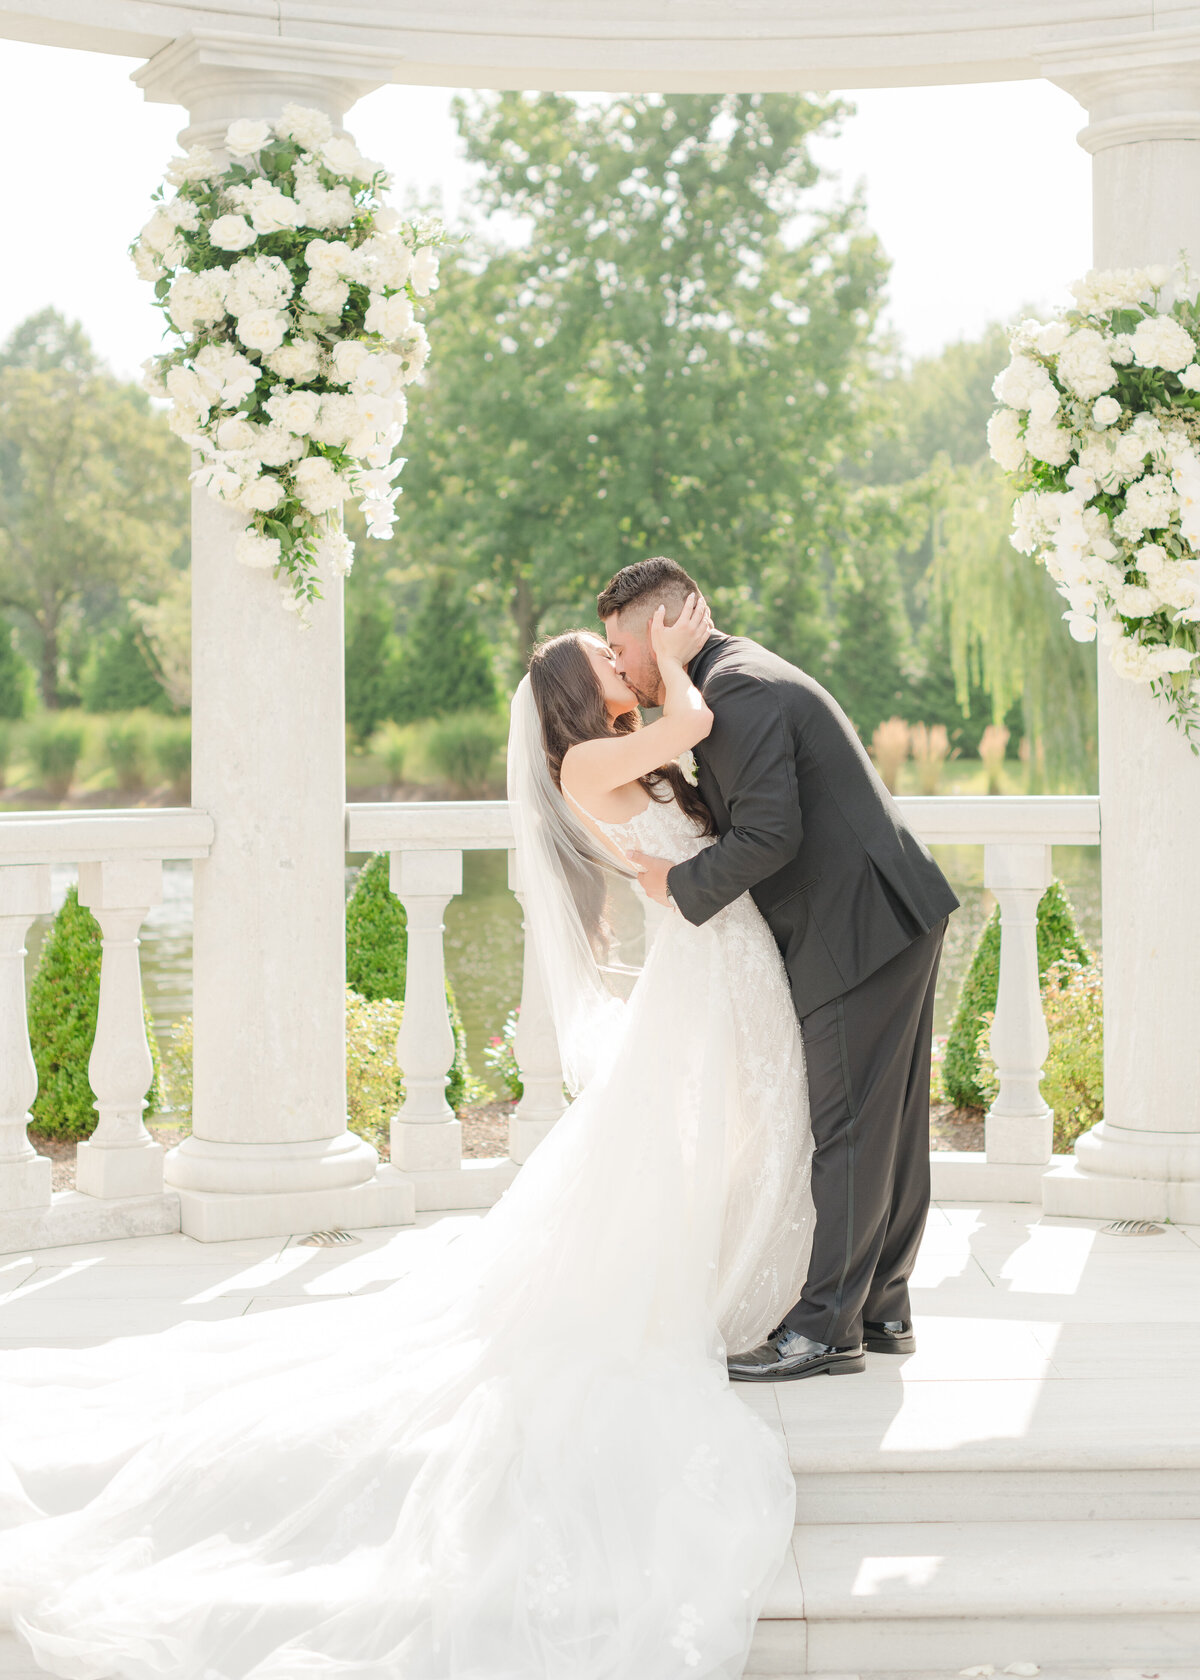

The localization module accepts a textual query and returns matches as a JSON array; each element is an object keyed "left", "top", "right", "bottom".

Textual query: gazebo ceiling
[{"left": 0, "top": 0, "right": 1192, "bottom": 90}]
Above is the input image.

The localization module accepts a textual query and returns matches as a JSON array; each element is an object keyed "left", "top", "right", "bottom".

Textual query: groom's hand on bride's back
[{"left": 629, "top": 849, "right": 673, "bottom": 906}]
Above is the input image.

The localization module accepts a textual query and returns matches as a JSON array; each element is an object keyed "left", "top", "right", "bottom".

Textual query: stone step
[
  {"left": 795, "top": 1464, "right": 1200, "bottom": 1524},
  {"left": 748, "top": 1517, "right": 1200, "bottom": 1675}
]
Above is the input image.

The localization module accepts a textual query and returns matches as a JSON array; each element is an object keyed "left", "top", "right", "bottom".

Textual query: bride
[{"left": 0, "top": 593, "right": 814, "bottom": 1680}]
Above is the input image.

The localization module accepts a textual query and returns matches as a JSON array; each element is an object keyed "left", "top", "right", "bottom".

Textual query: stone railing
[
  {"left": 0, "top": 794, "right": 1100, "bottom": 1249},
  {"left": 0, "top": 810, "right": 213, "bottom": 1247}
]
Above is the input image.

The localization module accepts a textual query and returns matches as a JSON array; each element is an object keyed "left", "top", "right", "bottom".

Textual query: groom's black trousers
[{"left": 781, "top": 918, "right": 947, "bottom": 1348}]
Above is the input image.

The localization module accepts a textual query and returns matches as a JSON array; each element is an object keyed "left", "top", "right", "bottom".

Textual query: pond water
[{"left": 26, "top": 843, "right": 1102, "bottom": 1100}]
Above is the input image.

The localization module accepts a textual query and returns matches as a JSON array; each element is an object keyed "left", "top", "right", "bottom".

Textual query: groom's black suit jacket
[{"left": 666, "top": 634, "right": 959, "bottom": 1018}]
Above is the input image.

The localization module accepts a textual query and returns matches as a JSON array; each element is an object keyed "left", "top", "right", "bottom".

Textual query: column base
[
  {"left": 0, "top": 1189, "right": 180, "bottom": 1257},
  {"left": 176, "top": 1167, "right": 416, "bottom": 1242},
  {"left": 0, "top": 1153, "right": 51, "bottom": 1214},
  {"left": 929, "top": 1150, "right": 1068, "bottom": 1204},
  {"left": 165, "top": 1130, "right": 380, "bottom": 1195},
  {"left": 508, "top": 1114, "right": 555, "bottom": 1165},
  {"left": 380, "top": 1158, "right": 519, "bottom": 1213},
  {"left": 76, "top": 1138, "right": 164, "bottom": 1200},
  {"left": 1042, "top": 1158, "right": 1200, "bottom": 1223}
]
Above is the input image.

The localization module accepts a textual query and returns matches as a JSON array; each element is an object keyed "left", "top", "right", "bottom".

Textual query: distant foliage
[
  {"left": 27, "top": 715, "right": 86, "bottom": 799},
  {"left": 344, "top": 851, "right": 476, "bottom": 1108},
  {"left": 484, "top": 1009, "right": 523, "bottom": 1102},
  {"left": 154, "top": 719, "right": 191, "bottom": 798},
  {"left": 0, "top": 616, "right": 31, "bottom": 719},
  {"left": 104, "top": 715, "right": 150, "bottom": 793},
  {"left": 424, "top": 710, "right": 505, "bottom": 797},
  {"left": 943, "top": 879, "right": 1090, "bottom": 1110},
  {"left": 28, "top": 884, "right": 162, "bottom": 1139},
  {"left": 345, "top": 988, "right": 405, "bottom": 1147},
  {"left": 82, "top": 623, "right": 172, "bottom": 714},
  {"left": 393, "top": 575, "right": 498, "bottom": 723},
  {"left": 977, "top": 957, "right": 1104, "bottom": 1153},
  {"left": 345, "top": 606, "right": 399, "bottom": 744}
]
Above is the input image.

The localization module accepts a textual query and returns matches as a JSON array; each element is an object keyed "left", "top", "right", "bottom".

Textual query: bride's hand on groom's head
[{"left": 650, "top": 592, "right": 713, "bottom": 666}]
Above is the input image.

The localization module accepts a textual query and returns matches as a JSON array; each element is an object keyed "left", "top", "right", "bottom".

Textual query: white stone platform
[{"left": 0, "top": 1200, "right": 1197, "bottom": 1679}]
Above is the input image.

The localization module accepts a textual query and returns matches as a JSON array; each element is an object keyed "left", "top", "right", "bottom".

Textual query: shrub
[
  {"left": 943, "top": 878, "right": 1090, "bottom": 1110},
  {"left": 345, "top": 851, "right": 477, "bottom": 1108},
  {"left": 425, "top": 710, "right": 505, "bottom": 797},
  {"left": 977, "top": 957, "right": 1104, "bottom": 1153},
  {"left": 82, "top": 623, "right": 170, "bottom": 714},
  {"left": 154, "top": 720, "right": 191, "bottom": 800},
  {"left": 346, "top": 988, "right": 405, "bottom": 1147},
  {"left": 484, "top": 1008, "right": 523, "bottom": 1101},
  {"left": 0, "top": 721, "right": 12, "bottom": 791},
  {"left": 162, "top": 1015, "right": 193, "bottom": 1122},
  {"left": 373, "top": 720, "right": 407, "bottom": 789},
  {"left": 27, "top": 715, "right": 86, "bottom": 800},
  {"left": 28, "top": 884, "right": 162, "bottom": 1139},
  {"left": 870, "top": 717, "right": 909, "bottom": 793},
  {"left": 104, "top": 715, "right": 149, "bottom": 794},
  {"left": 0, "top": 617, "right": 31, "bottom": 720}
]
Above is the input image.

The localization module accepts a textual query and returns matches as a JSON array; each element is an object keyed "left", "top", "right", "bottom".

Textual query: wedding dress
[{"left": 0, "top": 791, "right": 814, "bottom": 1680}]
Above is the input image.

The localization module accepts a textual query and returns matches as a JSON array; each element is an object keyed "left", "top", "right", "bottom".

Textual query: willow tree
[{"left": 397, "top": 91, "right": 890, "bottom": 668}]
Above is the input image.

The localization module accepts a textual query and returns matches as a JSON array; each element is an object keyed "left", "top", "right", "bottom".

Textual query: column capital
[
  {"left": 132, "top": 29, "right": 391, "bottom": 149},
  {"left": 1040, "top": 26, "right": 1200, "bottom": 150}
]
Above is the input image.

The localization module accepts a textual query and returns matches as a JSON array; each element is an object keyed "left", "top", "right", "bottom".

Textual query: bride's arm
[{"left": 561, "top": 596, "right": 713, "bottom": 799}]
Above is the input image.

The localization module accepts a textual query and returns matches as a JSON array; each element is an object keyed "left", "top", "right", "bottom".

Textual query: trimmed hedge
[
  {"left": 28, "top": 884, "right": 162, "bottom": 1139},
  {"left": 943, "top": 878, "right": 1090, "bottom": 1110},
  {"left": 345, "top": 852, "right": 476, "bottom": 1110}
]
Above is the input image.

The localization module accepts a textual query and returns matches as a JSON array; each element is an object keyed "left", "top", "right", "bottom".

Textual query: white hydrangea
[
  {"left": 235, "top": 530, "right": 281, "bottom": 569},
  {"left": 1070, "top": 267, "right": 1159, "bottom": 314},
  {"left": 314, "top": 528, "right": 355, "bottom": 577},
  {"left": 987, "top": 406, "right": 1026, "bottom": 472},
  {"left": 266, "top": 387, "right": 322, "bottom": 435},
  {"left": 1114, "top": 472, "right": 1176, "bottom": 540},
  {"left": 309, "top": 394, "right": 359, "bottom": 447},
  {"left": 992, "top": 354, "right": 1051, "bottom": 411},
  {"left": 1056, "top": 328, "right": 1117, "bottom": 399},
  {"left": 224, "top": 255, "right": 294, "bottom": 316},
  {"left": 166, "top": 270, "right": 228, "bottom": 334},
  {"left": 1180, "top": 364, "right": 1200, "bottom": 391},
  {"left": 1130, "top": 313, "right": 1196, "bottom": 372},
  {"left": 411, "top": 247, "right": 440, "bottom": 296},
  {"left": 193, "top": 345, "right": 260, "bottom": 407},
  {"left": 276, "top": 103, "right": 333, "bottom": 150},
  {"left": 294, "top": 455, "right": 349, "bottom": 514},
  {"left": 364, "top": 291, "right": 415, "bottom": 338},
  {"left": 300, "top": 272, "right": 349, "bottom": 315},
  {"left": 1024, "top": 420, "right": 1073, "bottom": 467},
  {"left": 254, "top": 424, "right": 307, "bottom": 468},
  {"left": 265, "top": 339, "right": 323, "bottom": 383},
  {"left": 164, "top": 147, "right": 216, "bottom": 186}
]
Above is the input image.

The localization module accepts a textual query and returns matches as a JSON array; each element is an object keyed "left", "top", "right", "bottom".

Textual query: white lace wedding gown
[{"left": 0, "top": 794, "right": 814, "bottom": 1680}]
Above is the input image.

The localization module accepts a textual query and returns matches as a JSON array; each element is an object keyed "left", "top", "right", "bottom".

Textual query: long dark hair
[{"left": 527, "top": 631, "right": 716, "bottom": 836}]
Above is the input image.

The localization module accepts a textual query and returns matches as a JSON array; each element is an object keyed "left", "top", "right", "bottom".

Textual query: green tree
[
  {"left": 345, "top": 604, "right": 400, "bottom": 745},
  {"left": 398, "top": 92, "right": 889, "bottom": 668},
  {"left": 81, "top": 621, "right": 174, "bottom": 714},
  {"left": 825, "top": 547, "right": 913, "bottom": 742},
  {"left": 0, "top": 314, "right": 187, "bottom": 708},
  {"left": 0, "top": 614, "right": 31, "bottom": 719},
  {"left": 943, "top": 879, "right": 1090, "bottom": 1111},
  {"left": 393, "top": 574, "right": 498, "bottom": 723},
  {"left": 28, "top": 884, "right": 162, "bottom": 1139}
]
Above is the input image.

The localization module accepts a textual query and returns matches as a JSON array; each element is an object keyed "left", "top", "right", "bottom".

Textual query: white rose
[
  {"left": 240, "top": 475, "right": 286, "bottom": 512},
  {"left": 165, "top": 365, "right": 210, "bottom": 418},
  {"left": 139, "top": 209, "right": 176, "bottom": 254},
  {"left": 372, "top": 207, "right": 401, "bottom": 234},
  {"left": 1091, "top": 395, "right": 1122, "bottom": 427},
  {"left": 236, "top": 309, "right": 288, "bottom": 353},
  {"left": 305, "top": 238, "right": 355, "bottom": 274},
  {"left": 273, "top": 389, "right": 322, "bottom": 435},
  {"left": 255, "top": 424, "right": 307, "bottom": 467},
  {"left": 364, "top": 291, "right": 415, "bottom": 338},
  {"left": 211, "top": 215, "right": 257, "bottom": 252},
  {"left": 266, "top": 340, "right": 323, "bottom": 383},
  {"left": 331, "top": 340, "right": 370, "bottom": 384},
  {"left": 193, "top": 345, "right": 260, "bottom": 408},
  {"left": 987, "top": 407, "right": 1026, "bottom": 473},
  {"left": 225, "top": 118, "right": 272, "bottom": 157},
  {"left": 321, "top": 136, "right": 372, "bottom": 178},
  {"left": 132, "top": 245, "right": 165, "bottom": 282},
  {"left": 359, "top": 234, "right": 413, "bottom": 290},
  {"left": 1034, "top": 320, "right": 1069, "bottom": 356},
  {"left": 1130, "top": 313, "right": 1196, "bottom": 372},
  {"left": 395, "top": 325, "right": 430, "bottom": 383},
  {"left": 216, "top": 416, "right": 258, "bottom": 451},
  {"left": 1180, "top": 364, "right": 1200, "bottom": 391},
  {"left": 235, "top": 530, "right": 281, "bottom": 570},
  {"left": 276, "top": 103, "right": 334, "bottom": 150},
  {"left": 411, "top": 246, "right": 440, "bottom": 296},
  {"left": 1110, "top": 336, "right": 1135, "bottom": 365},
  {"left": 294, "top": 455, "right": 349, "bottom": 513},
  {"left": 231, "top": 178, "right": 303, "bottom": 236}
]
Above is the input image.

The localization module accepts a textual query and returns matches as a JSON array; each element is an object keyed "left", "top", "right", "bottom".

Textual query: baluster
[
  {"left": 0, "top": 865, "right": 53, "bottom": 1212},
  {"left": 507, "top": 849, "right": 566, "bottom": 1164},
  {"left": 389, "top": 848, "right": 463, "bottom": 1173},
  {"left": 983, "top": 842, "right": 1054, "bottom": 1165},
  {"left": 75, "top": 859, "right": 165, "bottom": 1199}
]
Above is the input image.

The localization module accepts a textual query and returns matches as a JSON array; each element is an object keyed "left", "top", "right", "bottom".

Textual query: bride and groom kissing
[{"left": 0, "top": 556, "right": 958, "bottom": 1680}]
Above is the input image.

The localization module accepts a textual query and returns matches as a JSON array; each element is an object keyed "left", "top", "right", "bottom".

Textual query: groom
[{"left": 598, "top": 557, "right": 959, "bottom": 1381}]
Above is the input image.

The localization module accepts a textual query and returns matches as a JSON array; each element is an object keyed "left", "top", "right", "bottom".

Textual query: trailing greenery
[
  {"left": 424, "top": 709, "right": 505, "bottom": 797},
  {"left": 943, "top": 879, "right": 1091, "bottom": 1110},
  {"left": 345, "top": 851, "right": 477, "bottom": 1109},
  {"left": 26, "top": 713, "right": 86, "bottom": 799},
  {"left": 977, "top": 957, "right": 1104, "bottom": 1153},
  {"left": 28, "top": 884, "right": 162, "bottom": 1139}
]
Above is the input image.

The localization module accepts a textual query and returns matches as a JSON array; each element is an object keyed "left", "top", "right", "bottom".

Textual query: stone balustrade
[{"left": 0, "top": 794, "right": 1099, "bottom": 1252}]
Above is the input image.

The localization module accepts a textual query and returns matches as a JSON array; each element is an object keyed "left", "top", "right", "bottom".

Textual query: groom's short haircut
[{"left": 596, "top": 557, "right": 702, "bottom": 625}]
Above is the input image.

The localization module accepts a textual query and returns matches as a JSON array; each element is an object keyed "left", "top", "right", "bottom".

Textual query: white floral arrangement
[
  {"left": 988, "top": 262, "right": 1200, "bottom": 744},
  {"left": 133, "top": 105, "right": 442, "bottom": 620}
]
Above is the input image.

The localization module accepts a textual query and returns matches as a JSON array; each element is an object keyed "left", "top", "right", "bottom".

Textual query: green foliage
[
  {"left": 826, "top": 548, "right": 913, "bottom": 743},
  {"left": 484, "top": 1009, "right": 524, "bottom": 1102},
  {"left": 162, "top": 1015, "right": 193, "bottom": 1122},
  {"left": 373, "top": 721, "right": 407, "bottom": 788},
  {"left": 977, "top": 958, "right": 1104, "bottom": 1153},
  {"left": 424, "top": 710, "right": 505, "bottom": 797},
  {"left": 0, "top": 721, "right": 11, "bottom": 789},
  {"left": 346, "top": 989, "right": 405, "bottom": 1146},
  {"left": 345, "top": 605, "right": 400, "bottom": 745},
  {"left": 104, "top": 715, "right": 149, "bottom": 793},
  {"left": 154, "top": 720, "right": 191, "bottom": 796},
  {"left": 0, "top": 615, "right": 30, "bottom": 719},
  {"left": 82, "top": 623, "right": 172, "bottom": 714},
  {"left": 395, "top": 91, "right": 890, "bottom": 666},
  {"left": 943, "top": 879, "right": 1091, "bottom": 1110},
  {"left": 344, "top": 852, "right": 476, "bottom": 1109},
  {"left": 28, "top": 884, "right": 162, "bottom": 1139},
  {"left": 393, "top": 575, "right": 498, "bottom": 723},
  {"left": 27, "top": 714, "right": 86, "bottom": 799}
]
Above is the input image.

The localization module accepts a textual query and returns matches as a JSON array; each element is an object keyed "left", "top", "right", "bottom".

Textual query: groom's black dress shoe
[
  {"left": 862, "top": 1319, "right": 916, "bottom": 1355},
  {"left": 727, "top": 1329, "right": 866, "bottom": 1382}
]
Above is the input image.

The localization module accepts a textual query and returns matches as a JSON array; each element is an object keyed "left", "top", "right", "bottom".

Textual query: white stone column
[
  {"left": 135, "top": 33, "right": 412, "bottom": 1240},
  {"left": 0, "top": 866, "right": 53, "bottom": 1213},
  {"left": 507, "top": 849, "right": 566, "bottom": 1163},
  {"left": 1042, "top": 30, "right": 1200, "bottom": 1222},
  {"left": 75, "top": 860, "right": 165, "bottom": 1199},
  {"left": 983, "top": 845, "right": 1053, "bottom": 1168}
]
